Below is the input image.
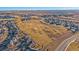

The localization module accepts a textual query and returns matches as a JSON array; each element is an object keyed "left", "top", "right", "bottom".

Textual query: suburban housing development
[{"left": 0, "top": 8, "right": 79, "bottom": 51}]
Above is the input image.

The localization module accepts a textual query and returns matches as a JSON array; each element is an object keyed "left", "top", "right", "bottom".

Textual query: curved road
[{"left": 55, "top": 32, "right": 79, "bottom": 51}]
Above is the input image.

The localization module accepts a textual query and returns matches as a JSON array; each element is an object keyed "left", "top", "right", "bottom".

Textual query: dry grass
[
  {"left": 14, "top": 16, "right": 70, "bottom": 50},
  {"left": 66, "top": 32, "right": 79, "bottom": 51},
  {"left": 67, "top": 42, "right": 79, "bottom": 51}
]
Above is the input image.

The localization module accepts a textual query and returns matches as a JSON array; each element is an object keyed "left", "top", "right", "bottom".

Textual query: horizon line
[{"left": 0, "top": 7, "right": 79, "bottom": 11}]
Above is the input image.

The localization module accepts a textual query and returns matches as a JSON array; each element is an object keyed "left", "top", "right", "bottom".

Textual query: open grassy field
[
  {"left": 65, "top": 32, "right": 79, "bottom": 51},
  {"left": 14, "top": 16, "right": 73, "bottom": 50},
  {"left": 66, "top": 42, "right": 79, "bottom": 51}
]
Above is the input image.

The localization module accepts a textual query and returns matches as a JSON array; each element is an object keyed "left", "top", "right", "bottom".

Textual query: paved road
[{"left": 55, "top": 32, "right": 79, "bottom": 51}]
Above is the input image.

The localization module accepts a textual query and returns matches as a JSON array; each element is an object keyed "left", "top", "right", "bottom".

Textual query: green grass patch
[{"left": 0, "top": 18, "right": 14, "bottom": 21}]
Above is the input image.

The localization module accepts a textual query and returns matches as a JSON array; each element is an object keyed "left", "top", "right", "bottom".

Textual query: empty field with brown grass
[
  {"left": 14, "top": 16, "right": 73, "bottom": 50},
  {"left": 66, "top": 32, "right": 79, "bottom": 51},
  {"left": 67, "top": 42, "right": 79, "bottom": 51}
]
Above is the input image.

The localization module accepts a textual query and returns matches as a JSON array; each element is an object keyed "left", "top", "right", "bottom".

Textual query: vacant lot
[{"left": 14, "top": 16, "right": 73, "bottom": 50}]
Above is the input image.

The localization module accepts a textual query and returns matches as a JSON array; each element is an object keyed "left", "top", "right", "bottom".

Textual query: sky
[
  {"left": 0, "top": 7, "right": 79, "bottom": 11},
  {"left": 0, "top": 0, "right": 79, "bottom": 10},
  {"left": 0, "top": 0, "right": 79, "bottom": 7}
]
